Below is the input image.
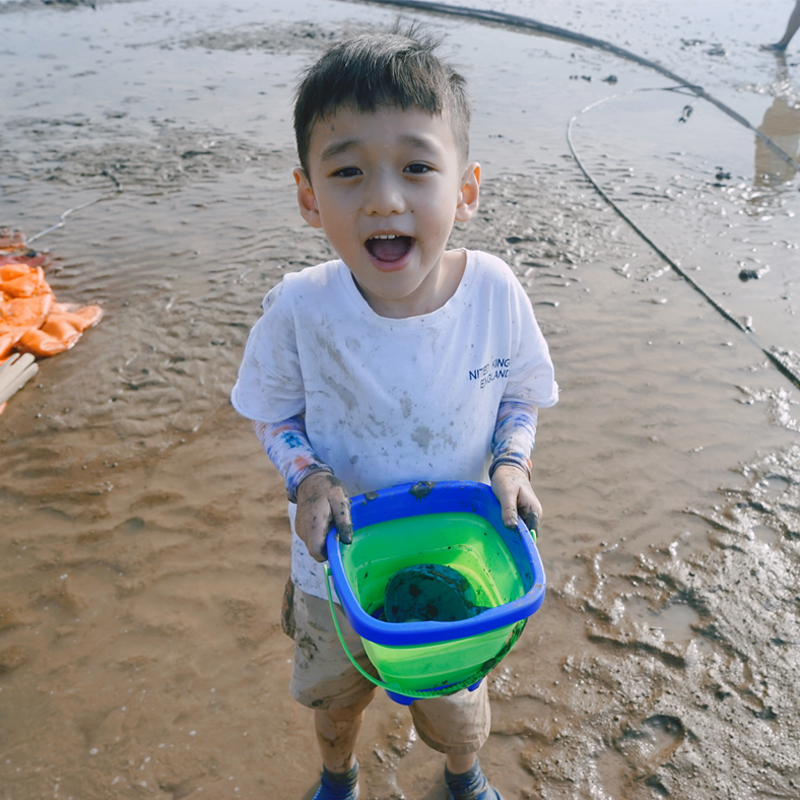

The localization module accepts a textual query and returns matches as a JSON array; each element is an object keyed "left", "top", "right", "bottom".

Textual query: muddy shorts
[{"left": 281, "top": 579, "right": 491, "bottom": 755}]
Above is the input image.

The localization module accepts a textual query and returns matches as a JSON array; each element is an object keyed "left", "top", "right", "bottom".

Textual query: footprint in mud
[{"left": 616, "top": 714, "right": 687, "bottom": 792}]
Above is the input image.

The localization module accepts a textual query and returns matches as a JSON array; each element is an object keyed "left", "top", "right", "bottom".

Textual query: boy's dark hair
[{"left": 294, "top": 26, "right": 471, "bottom": 175}]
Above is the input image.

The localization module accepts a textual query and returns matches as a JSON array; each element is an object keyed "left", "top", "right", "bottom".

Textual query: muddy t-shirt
[{"left": 231, "top": 249, "right": 558, "bottom": 599}]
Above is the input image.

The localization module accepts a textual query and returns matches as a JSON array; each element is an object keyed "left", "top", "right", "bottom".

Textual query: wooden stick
[
  {"left": 0, "top": 355, "right": 38, "bottom": 405},
  {"left": 0, "top": 353, "right": 33, "bottom": 391}
]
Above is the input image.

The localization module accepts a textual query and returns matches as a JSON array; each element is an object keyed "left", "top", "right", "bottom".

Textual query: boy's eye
[
  {"left": 404, "top": 163, "right": 432, "bottom": 175},
  {"left": 333, "top": 166, "right": 361, "bottom": 178}
]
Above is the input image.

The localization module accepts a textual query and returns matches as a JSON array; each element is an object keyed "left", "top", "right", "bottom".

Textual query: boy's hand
[
  {"left": 491, "top": 464, "right": 542, "bottom": 534},
  {"left": 295, "top": 471, "right": 353, "bottom": 562}
]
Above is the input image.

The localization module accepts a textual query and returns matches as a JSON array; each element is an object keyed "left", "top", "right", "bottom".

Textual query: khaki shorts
[{"left": 281, "top": 579, "right": 491, "bottom": 755}]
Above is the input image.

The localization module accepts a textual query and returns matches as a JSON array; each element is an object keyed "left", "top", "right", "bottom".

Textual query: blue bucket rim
[{"left": 326, "top": 480, "right": 546, "bottom": 646}]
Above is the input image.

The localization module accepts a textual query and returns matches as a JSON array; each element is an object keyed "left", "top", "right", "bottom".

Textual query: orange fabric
[
  {"left": 0, "top": 332, "right": 16, "bottom": 361},
  {"left": 0, "top": 234, "right": 103, "bottom": 366},
  {"left": 18, "top": 326, "right": 82, "bottom": 357},
  {"left": 0, "top": 265, "right": 47, "bottom": 298},
  {"left": 49, "top": 303, "right": 104, "bottom": 332},
  {"left": 0, "top": 293, "right": 54, "bottom": 331},
  {"left": 0, "top": 264, "right": 34, "bottom": 280}
]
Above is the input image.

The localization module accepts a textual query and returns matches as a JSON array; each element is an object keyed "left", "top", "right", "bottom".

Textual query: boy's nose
[{"left": 364, "top": 170, "right": 406, "bottom": 216}]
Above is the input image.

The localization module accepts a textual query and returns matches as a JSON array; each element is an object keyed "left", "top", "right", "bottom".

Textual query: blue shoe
[
  {"left": 312, "top": 761, "right": 359, "bottom": 800},
  {"left": 445, "top": 761, "right": 505, "bottom": 800}
]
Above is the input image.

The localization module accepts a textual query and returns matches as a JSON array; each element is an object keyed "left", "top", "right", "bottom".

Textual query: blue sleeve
[
  {"left": 254, "top": 415, "right": 332, "bottom": 502},
  {"left": 489, "top": 398, "right": 538, "bottom": 478}
]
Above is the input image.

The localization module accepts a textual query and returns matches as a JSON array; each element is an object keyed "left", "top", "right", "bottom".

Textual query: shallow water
[{"left": 1, "top": 1, "right": 799, "bottom": 798}]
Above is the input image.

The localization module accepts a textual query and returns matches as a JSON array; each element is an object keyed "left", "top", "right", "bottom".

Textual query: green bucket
[{"left": 325, "top": 481, "right": 546, "bottom": 704}]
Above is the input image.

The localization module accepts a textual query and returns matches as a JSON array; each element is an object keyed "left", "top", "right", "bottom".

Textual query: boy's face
[{"left": 293, "top": 106, "right": 480, "bottom": 318}]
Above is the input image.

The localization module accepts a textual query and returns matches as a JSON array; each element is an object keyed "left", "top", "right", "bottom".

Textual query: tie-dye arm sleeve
[
  {"left": 254, "top": 415, "right": 333, "bottom": 503},
  {"left": 489, "top": 398, "right": 539, "bottom": 479}
]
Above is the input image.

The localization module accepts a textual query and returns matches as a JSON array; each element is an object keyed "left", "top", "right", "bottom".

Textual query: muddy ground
[{"left": 1, "top": 1, "right": 799, "bottom": 798}]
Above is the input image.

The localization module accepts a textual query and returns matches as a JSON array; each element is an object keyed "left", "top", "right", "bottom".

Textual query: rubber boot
[
  {"left": 445, "top": 760, "right": 505, "bottom": 800},
  {"left": 312, "top": 761, "right": 359, "bottom": 800}
]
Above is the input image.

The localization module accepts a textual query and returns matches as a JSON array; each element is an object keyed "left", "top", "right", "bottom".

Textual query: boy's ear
[
  {"left": 293, "top": 167, "right": 323, "bottom": 228},
  {"left": 455, "top": 162, "right": 481, "bottom": 223}
]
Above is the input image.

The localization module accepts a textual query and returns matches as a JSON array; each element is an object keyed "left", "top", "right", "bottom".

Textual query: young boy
[{"left": 231, "top": 27, "right": 557, "bottom": 800}]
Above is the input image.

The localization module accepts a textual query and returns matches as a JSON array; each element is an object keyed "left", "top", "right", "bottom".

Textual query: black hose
[{"left": 567, "top": 93, "right": 800, "bottom": 390}]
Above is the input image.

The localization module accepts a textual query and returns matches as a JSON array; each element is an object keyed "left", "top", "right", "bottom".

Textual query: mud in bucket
[{"left": 324, "top": 481, "right": 546, "bottom": 705}]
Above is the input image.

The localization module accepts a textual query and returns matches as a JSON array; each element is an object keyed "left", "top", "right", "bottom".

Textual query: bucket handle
[{"left": 324, "top": 565, "right": 526, "bottom": 701}]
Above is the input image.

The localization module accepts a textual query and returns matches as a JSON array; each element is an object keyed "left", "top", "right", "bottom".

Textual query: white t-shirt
[{"left": 232, "top": 249, "right": 558, "bottom": 598}]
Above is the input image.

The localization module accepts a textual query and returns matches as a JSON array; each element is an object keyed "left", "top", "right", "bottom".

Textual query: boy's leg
[
  {"left": 281, "top": 579, "right": 378, "bottom": 792},
  {"left": 410, "top": 683, "right": 505, "bottom": 799},
  {"left": 284, "top": 581, "right": 501, "bottom": 795},
  {"left": 282, "top": 579, "right": 379, "bottom": 712},
  {"left": 408, "top": 680, "right": 490, "bottom": 759},
  {"left": 446, "top": 752, "right": 478, "bottom": 774},
  {"left": 315, "top": 689, "right": 376, "bottom": 773}
]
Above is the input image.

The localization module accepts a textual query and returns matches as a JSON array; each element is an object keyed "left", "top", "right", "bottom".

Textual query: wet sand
[{"left": 1, "top": 1, "right": 799, "bottom": 798}]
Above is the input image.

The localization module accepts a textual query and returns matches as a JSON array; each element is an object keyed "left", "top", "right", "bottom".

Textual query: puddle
[
  {"left": 623, "top": 598, "right": 701, "bottom": 642},
  {"left": 751, "top": 523, "right": 782, "bottom": 545},
  {"left": 759, "top": 474, "right": 792, "bottom": 495}
]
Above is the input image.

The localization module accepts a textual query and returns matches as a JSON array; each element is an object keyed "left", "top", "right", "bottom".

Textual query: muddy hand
[
  {"left": 295, "top": 471, "right": 352, "bottom": 562},
  {"left": 491, "top": 463, "right": 542, "bottom": 534}
]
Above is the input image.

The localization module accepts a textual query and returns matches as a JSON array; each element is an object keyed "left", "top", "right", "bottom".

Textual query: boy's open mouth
[{"left": 365, "top": 235, "right": 413, "bottom": 264}]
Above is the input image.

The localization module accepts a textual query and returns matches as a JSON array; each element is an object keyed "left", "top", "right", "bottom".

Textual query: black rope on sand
[{"left": 340, "top": 0, "right": 800, "bottom": 390}]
